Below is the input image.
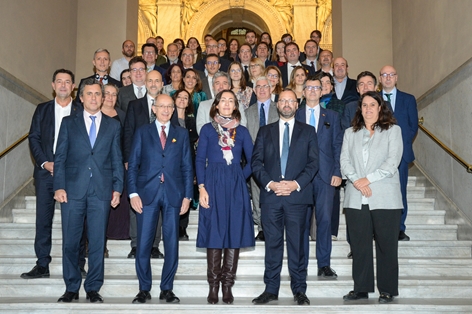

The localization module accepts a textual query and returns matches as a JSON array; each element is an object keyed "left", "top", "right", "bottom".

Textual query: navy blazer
[
  {"left": 339, "top": 77, "right": 359, "bottom": 103},
  {"left": 29, "top": 99, "right": 82, "bottom": 179},
  {"left": 123, "top": 96, "right": 151, "bottom": 163},
  {"left": 279, "top": 63, "right": 316, "bottom": 87},
  {"left": 193, "top": 57, "right": 231, "bottom": 73},
  {"left": 252, "top": 120, "right": 319, "bottom": 205},
  {"left": 127, "top": 122, "right": 193, "bottom": 208},
  {"left": 388, "top": 89, "right": 418, "bottom": 163},
  {"left": 295, "top": 106, "right": 342, "bottom": 185},
  {"left": 53, "top": 113, "right": 124, "bottom": 201},
  {"left": 151, "top": 64, "right": 167, "bottom": 85}
]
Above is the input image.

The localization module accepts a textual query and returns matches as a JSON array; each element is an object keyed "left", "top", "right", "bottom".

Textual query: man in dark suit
[
  {"left": 302, "top": 40, "right": 320, "bottom": 71},
  {"left": 128, "top": 94, "right": 193, "bottom": 304},
  {"left": 159, "top": 43, "right": 181, "bottom": 70},
  {"left": 239, "top": 44, "right": 253, "bottom": 82},
  {"left": 295, "top": 77, "right": 343, "bottom": 278},
  {"left": 54, "top": 79, "right": 124, "bottom": 303},
  {"left": 197, "top": 53, "right": 220, "bottom": 99},
  {"left": 333, "top": 57, "right": 358, "bottom": 104},
  {"left": 256, "top": 42, "right": 277, "bottom": 68},
  {"left": 246, "top": 76, "right": 279, "bottom": 242},
  {"left": 75, "top": 49, "right": 122, "bottom": 104},
  {"left": 142, "top": 43, "right": 167, "bottom": 84},
  {"left": 194, "top": 39, "right": 231, "bottom": 73},
  {"left": 251, "top": 90, "right": 319, "bottom": 305},
  {"left": 310, "top": 30, "right": 324, "bottom": 62},
  {"left": 21, "top": 69, "right": 82, "bottom": 279},
  {"left": 379, "top": 65, "right": 418, "bottom": 241},
  {"left": 279, "top": 42, "right": 316, "bottom": 87},
  {"left": 117, "top": 56, "right": 147, "bottom": 113},
  {"left": 123, "top": 70, "right": 166, "bottom": 259}
]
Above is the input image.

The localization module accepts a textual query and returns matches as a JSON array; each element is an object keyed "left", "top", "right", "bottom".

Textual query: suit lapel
[
  {"left": 164, "top": 124, "right": 176, "bottom": 151},
  {"left": 317, "top": 108, "right": 327, "bottom": 138},
  {"left": 288, "top": 121, "right": 301, "bottom": 164},
  {"left": 268, "top": 102, "right": 279, "bottom": 123},
  {"left": 74, "top": 112, "right": 90, "bottom": 146},
  {"left": 270, "top": 123, "right": 280, "bottom": 160},
  {"left": 93, "top": 115, "right": 109, "bottom": 148}
]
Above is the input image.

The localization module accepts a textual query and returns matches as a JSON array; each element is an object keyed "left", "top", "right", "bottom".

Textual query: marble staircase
[{"left": 1, "top": 174, "right": 472, "bottom": 313}]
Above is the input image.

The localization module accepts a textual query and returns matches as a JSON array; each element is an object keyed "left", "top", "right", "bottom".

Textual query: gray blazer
[
  {"left": 341, "top": 125, "right": 403, "bottom": 210},
  {"left": 196, "top": 98, "right": 247, "bottom": 134},
  {"left": 245, "top": 100, "right": 279, "bottom": 142}
]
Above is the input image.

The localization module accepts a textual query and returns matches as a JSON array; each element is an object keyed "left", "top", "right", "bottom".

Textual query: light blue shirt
[{"left": 257, "top": 100, "right": 271, "bottom": 124}]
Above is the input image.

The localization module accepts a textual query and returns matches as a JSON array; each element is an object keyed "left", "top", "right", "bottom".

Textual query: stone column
[
  {"left": 293, "top": 0, "right": 318, "bottom": 44},
  {"left": 157, "top": 0, "right": 182, "bottom": 44}
]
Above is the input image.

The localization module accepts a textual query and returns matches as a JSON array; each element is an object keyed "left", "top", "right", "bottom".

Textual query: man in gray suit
[{"left": 246, "top": 77, "right": 279, "bottom": 241}]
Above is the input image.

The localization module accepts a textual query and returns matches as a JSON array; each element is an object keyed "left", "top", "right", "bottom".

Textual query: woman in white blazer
[{"left": 340, "top": 91, "right": 403, "bottom": 304}]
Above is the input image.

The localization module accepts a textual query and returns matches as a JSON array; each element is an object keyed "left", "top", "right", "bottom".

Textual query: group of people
[{"left": 22, "top": 27, "right": 418, "bottom": 306}]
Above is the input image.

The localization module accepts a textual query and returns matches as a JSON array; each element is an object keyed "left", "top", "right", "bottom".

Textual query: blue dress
[{"left": 195, "top": 123, "right": 255, "bottom": 249}]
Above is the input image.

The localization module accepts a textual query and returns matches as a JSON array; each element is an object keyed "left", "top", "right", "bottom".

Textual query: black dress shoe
[
  {"left": 132, "top": 290, "right": 151, "bottom": 304},
  {"left": 86, "top": 290, "right": 104, "bottom": 303},
  {"left": 399, "top": 231, "right": 410, "bottom": 241},
  {"left": 151, "top": 247, "right": 164, "bottom": 259},
  {"left": 80, "top": 266, "right": 87, "bottom": 278},
  {"left": 159, "top": 290, "right": 180, "bottom": 303},
  {"left": 343, "top": 290, "right": 368, "bottom": 301},
  {"left": 252, "top": 291, "right": 278, "bottom": 304},
  {"left": 379, "top": 292, "right": 394, "bottom": 303},
  {"left": 20, "top": 265, "right": 50, "bottom": 279},
  {"left": 347, "top": 251, "right": 353, "bottom": 259},
  {"left": 255, "top": 231, "right": 265, "bottom": 241},
  {"left": 58, "top": 291, "right": 79, "bottom": 302},
  {"left": 293, "top": 292, "right": 310, "bottom": 305},
  {"left": 317, "top": 266, "right": 338, "bottom": 279},
  {"left": 128, "top": 247, "right": 137, "bottom": 258},
  {"left": 179, "top": 227, "right": 189, "bottom": 241}
]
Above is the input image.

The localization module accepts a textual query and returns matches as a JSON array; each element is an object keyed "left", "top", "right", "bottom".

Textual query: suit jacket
[
  {"left": 196, "top": 98, "right": 248, "bottom": 134},
  {"left": 341, "top": 125, "right": 403, "bottom": 210},
  {"left": 160, "top": 60, "right": 182, "bottom": 70},
  {"left": 127, "top": 122, "right": 193, "bottom": 208},
  {"left": 264, "top": 59, "right": 278, "bottom": 68},
  {"left": 117, "top": 84, "right": 138, "bottom": 113},
  {"left": 193, "top": 57, "right": 231, "bottom": 73},
  {"left": 295, "top": 106, "right": 342, "bottom": 185},
  {"left": 151, "top": 64, "right": 167, "bottom": 85},
  {"left": 198, "top": 71, "right": 213, "bottom": 100},
  {"left": 29, "top": 100, "right": 82, "bottom": 177},
  {"left": 53, "top": 113, "right": 124, "bottom": 200},
  {"left": 338, "top": 77, "right": 359, "bottom": 103},
  {"left": 387, "top": 90, "right": 418, "bottom": 163},
  {"left": 341, "top": 93, "right": 394, "bottom": 131},
  {"left": 251, "top": 120, "right": 319, "bottom": 205},
  {"left": 75, "top": 75, "right": 122, "bottom": 104},
  {"left": 245, "top": 100, "right": 279, "bottom": 142},
  {"left": 123, "top": 96, "right": 152, "bottom": 163},
  {"left": 279, "top": 63, "right": 316, "bottom": 87}
]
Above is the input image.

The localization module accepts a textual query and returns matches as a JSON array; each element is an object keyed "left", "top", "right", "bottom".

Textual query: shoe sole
[{"left": 21, "top": 274, "right": 50, "bottom": 279}]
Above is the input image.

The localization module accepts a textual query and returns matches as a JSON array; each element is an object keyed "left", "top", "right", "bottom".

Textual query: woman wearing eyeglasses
[
  {"left": 264, "top": 66, "right": 283, "bottom": 102},
  {"left": 248, "top": 58, "right": 265, "bottom": 88},
  {"left": 229, "top": 62, "right": 253, "bottom": 110}
]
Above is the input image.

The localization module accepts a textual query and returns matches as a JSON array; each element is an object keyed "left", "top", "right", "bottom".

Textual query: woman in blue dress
[{"left": 196, "top": 90, "right": 255, "bottom": 305}]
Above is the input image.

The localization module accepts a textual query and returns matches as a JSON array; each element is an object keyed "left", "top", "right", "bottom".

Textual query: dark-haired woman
[
  {"left": 341, "top": 91, "right": 403, "bottom": 304},
  {"left": 163, "top": 63, "right": 184, "bottom": 95},
  {"left": 318, "top": 72, "right": 345, "bottom": 115},
  {"left": 196, "top": 90, "right": 254, "bottom": 305},
  {"left": 170, "top": 68, "right": 207, "bottom": 114}
]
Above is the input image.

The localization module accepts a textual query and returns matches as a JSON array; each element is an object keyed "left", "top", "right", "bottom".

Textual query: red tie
[{"left": 160, "top": 125, "right": 166, "bottom": 182}]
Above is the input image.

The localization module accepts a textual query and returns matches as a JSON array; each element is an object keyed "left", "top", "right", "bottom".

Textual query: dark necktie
[
  {"left": 244, "top": 65, "right": 249, "bottom": 82},
  {"left": 160, "top": 125, "right": 166, "bottom": 182},
  {"left": 259, "top": 103, "right": 266, "bottom": 127},
  {"left": 310, "top": 61, "right": 315, "bottom": 69},
  {"left": 281, "top": 122, "right": 289, "bottom": 178},
  {"left": 150, "top": 99, "right": 156, "bottom": 123},
  {"left": 385, "top": 93, "right": 392, "bottom": 102}
]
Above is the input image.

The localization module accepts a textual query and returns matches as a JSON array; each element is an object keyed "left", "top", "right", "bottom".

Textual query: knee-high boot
[
  {"left": 206, "top": 248, "right": 222, "bottom": 304},
  {"left": 221, "top": 248, "right": 240, "bottom": 304}
]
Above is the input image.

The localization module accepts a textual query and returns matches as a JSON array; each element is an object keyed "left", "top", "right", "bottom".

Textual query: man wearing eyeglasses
[
  {"left": 252, "top": 89, "right": 319, "bottom": 305},
  {"left": 118, "top": 56, "right": 147, "bottom": 113},
  {"left": 295, "top": 77, "right": 343, "bottom": 279},
  {"left": 200, "top": 54, "right": 221, "bottom": 99},
  {"left": 194, "top": 39, "right": 231, "bottom": 72},
  {"left": 128, "top": 93, "right": 193, "bottom": 304},
  {"left": 379, "top": 65, "right": 418, "bottom": 241}
]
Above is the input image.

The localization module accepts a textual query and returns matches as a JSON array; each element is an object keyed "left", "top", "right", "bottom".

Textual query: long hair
[
  {"left": 172, "top": 88, "right": 194, "bottom": 116},
  {"left": 229, "top": 61, "right": 247, "bottom": 90},
  {"left": 272, "top": 40, "right": 285, "bottom": 61},
  {"left": 352, "top": 91, "right": 397, "bottom": 132},
  {"left": 209, "top": 90, "right": 241, "bottom": 122},
  {"left": 264, "top": 66, "right": 283, "bottom": 95},
  {"left": 180, "top": 68, "right": 203, "bottom": 92},
  {"left": 287, "top": 66, "right": 308, "bottom": 90},
  {"left": 165, "top": 63, "right": 184, "bottom": 84}
]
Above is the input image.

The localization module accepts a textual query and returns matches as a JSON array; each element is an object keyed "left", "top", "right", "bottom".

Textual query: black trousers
[{"left": 345, "top": 205, "right": 401, "bottom": 296}]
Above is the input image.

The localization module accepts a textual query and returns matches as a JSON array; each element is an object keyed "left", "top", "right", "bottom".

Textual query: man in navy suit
[
  {"left": 142, "top": 43, "right": 167, "bottom": 84},
  {"left": 379, "top": 65, "right": 418, "bottom": 241},
  {"left": 128, "top": 94, "right": 193, "bottom": 304},
  {"left": 252, "top": 90, "right": 319, "bottom": 305},
  {"left": 295, "top": 77, "right": 343, "bottom": 278},
  {"left": 54, "top": 79, "right": 124, "bottom": 303},
  {"left": 256, "top": 42, "right": 277, "bottom": 68},
  {"left": 194, "top": 39, "right": 231, "bottom": 73},
  {"left": 333, "top": 57, "right": 358, "bottom": 104},
  {"left": 76, "top": 49, "right": 122, "bottom": 104},
  {"left": 279, "top": 42, "right": 316, "bottom": 87},
  {"left": 21, "top": 69, "right": 82, "bottom": 279}
]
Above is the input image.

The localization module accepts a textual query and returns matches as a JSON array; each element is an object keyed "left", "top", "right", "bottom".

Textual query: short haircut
[
  {"left": 281, "top": 33, "right": 292, "bottom": 40},
  {"left": 164, "top": 63, "right": 184, "bottom": 83},
  {"left": 304, "top": 75, "right": 321, "bottom": 86},
  {"left": 310, "top": 30, "right": 322, "bottom": 39},
  {"left": 141, "top": 43, "right": 158, "bottom": 55},
  {"left": 246, "top": 30, "right": 256, "bottom": 37},
  {"left": 167, "top": 43, "right": 178, "bottom": 51},
  {"left": 254, "top": 76, "right": 272, "bottom": 89},
  {"left": 122, "top": 40, "right": 134, "bottom": 49},
  {"left": 256, "top": 42, "right": 269, "bottom": 50},
  {"left": 285, "top": 42, "right": 300, "bottom": 53},
  {"left": 128, "top": 56, "right": 147, "bottom": 69},
  {"left": 239, "top": 43, "right": 252, "bottom": 53},
  {"left": 172, "top": 88, "right": 194, "bottom": 115},
  {"left": 93, "top": 48, "right": 110, "bottom": 59},
  {"left": 209, "top": 90, "right": 241, "bottom": 122},
  {"left": 304, "top": 39, "right": 318, "bottom": 50},
  {"left": 217, "top": 37, "right": 227, "bottom": 43},
  {"left": 204, "top": 34, "right": 213, "bottom": 40},
  {"left": 213, "top": 71, "right": 230, "bottom": 87},
  {"left": 357, "top": 71, "right": 377, "bottom": 87},
  {"left": 352, "top": 91, "right": 396, "bottom": 131},
  {"left": 52, "top": 69, "right": 75, "bottom": 84},
  {"left": 206, "top": 53, "right": 220, "bottom": 61},
  {"left": 104, "top": 83, "right": 120, "bottom": 95},
  {"left": 280, "top": 88, "right": 298, "bottom": 100},
  {"left": 79, "top": 77, "right": 102, "bottom": 97}
]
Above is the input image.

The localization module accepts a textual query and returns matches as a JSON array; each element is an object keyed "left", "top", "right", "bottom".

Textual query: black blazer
[
  {"left": 193, "top": 57, "right": 231, "bottom": 73},
  {"left": 117, "top": 84, "right": 137, "bottom": 113},
  {"left": 123, "top": 96, "right": 152, "bottom": 163},
  {"left": 279, "top": 63, "right": 316, "bottom": 87},
  {"left": 29, "top": 99, "right": 82, "bottom": 176}
]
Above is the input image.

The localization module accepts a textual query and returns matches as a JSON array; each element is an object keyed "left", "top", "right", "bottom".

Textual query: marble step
[
  {"left": 1, "top": 239, "right": 470, "bottom": 258},
  {"left": 2, "top": 274, "right": 472, "bottom": 299},
  {"left": 6, "top": 256, "right": 472, "bottom": 277},
  {"left": 1, "top": 297, "right": 471, "bottom": 314}
]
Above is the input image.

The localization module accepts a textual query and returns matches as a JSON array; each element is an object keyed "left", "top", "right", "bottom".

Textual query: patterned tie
[
  {"left": 150, "top": 99, "right": 156, "bottom": 123},
  {"left": 89, "top": 116, "right": 96, "bottom": 147},
  {"left": 137, "top": 86, "right": 143, "bottom": 98},
  {"left": 280, "top": 122, "right": 289, "bottom": 178},
  {"left": 309, "top": 108, "right": 317, "bottom": 130},
  {"left": 259, "top": 103, "right": 266, "bottom": 127},
  {"left": 160, "top": 125, "right": 166, "bottom": 182},
  {"left": 385, "top": 93, "right": 392, "bottom": 102}
]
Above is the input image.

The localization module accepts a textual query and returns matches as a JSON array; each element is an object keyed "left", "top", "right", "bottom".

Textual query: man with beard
[
  {"left": 110, "top": 40, "right": 136, "bottom": 80},
  {"left": 251, "top": 89, "right": 319, "bottom": 306},
  {"left": 160, "top": 43, "right": 181, "bottom": 70}
]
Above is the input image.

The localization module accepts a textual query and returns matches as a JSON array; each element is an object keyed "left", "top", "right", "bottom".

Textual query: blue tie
[
  {"left": 281, "top": 122, "right": 289, "bottom": 178},
  {"left": 309, "top": 108, "right": 316, "bottom": 129},
  {"left": 89, "top": 116, "right": 97, "bottom": 147},
  {"left": 259, "top": 103, "right": 266, "bottom": 127}
]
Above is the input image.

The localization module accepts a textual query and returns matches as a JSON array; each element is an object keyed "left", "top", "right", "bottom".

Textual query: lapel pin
[
  {"left": 172, "top": 138, "right": 177, "bottom": 143},
  {"left": 324, "top": 122, "right": 330, "bottom": 129}
]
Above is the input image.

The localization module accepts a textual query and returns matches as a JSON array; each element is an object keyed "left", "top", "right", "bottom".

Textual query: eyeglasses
[
  {"left": 267, "top": 74, "right": 279, "bottom": 79},
  {"left": 380, "top": 73, "right": 396, "bottom": 78},
  {"left": 206, "top": 45, "right": 218, "bottom": 49},
  {"left": 131, "top": 68, "right": 145, "bottom": 73},
  {"left": 154, "top": 105, "right": 174, "bottom": 109},
  {"left": 278, "top": 99, "right": 297, "bottom": 105},
  {"left": 255, "top": 85, "right": 270, "bottom": 90},
  {"left": 218, "top": 44, "right": 226, "bottom": 47},
  {"left": 304, "top": 86, "right": 322, "bottom": 91},
  {"left": 182, "top": 53, "right": 193, "bottom": 57},
  {"left": 206, "top": 61, "right": 219, "bottom": 65},
  {"left": 143, "top": 51, "right": 155, "bottom": 55},
  {"left": 230, "top": 69, "right": 241, "bottom": 73}
]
